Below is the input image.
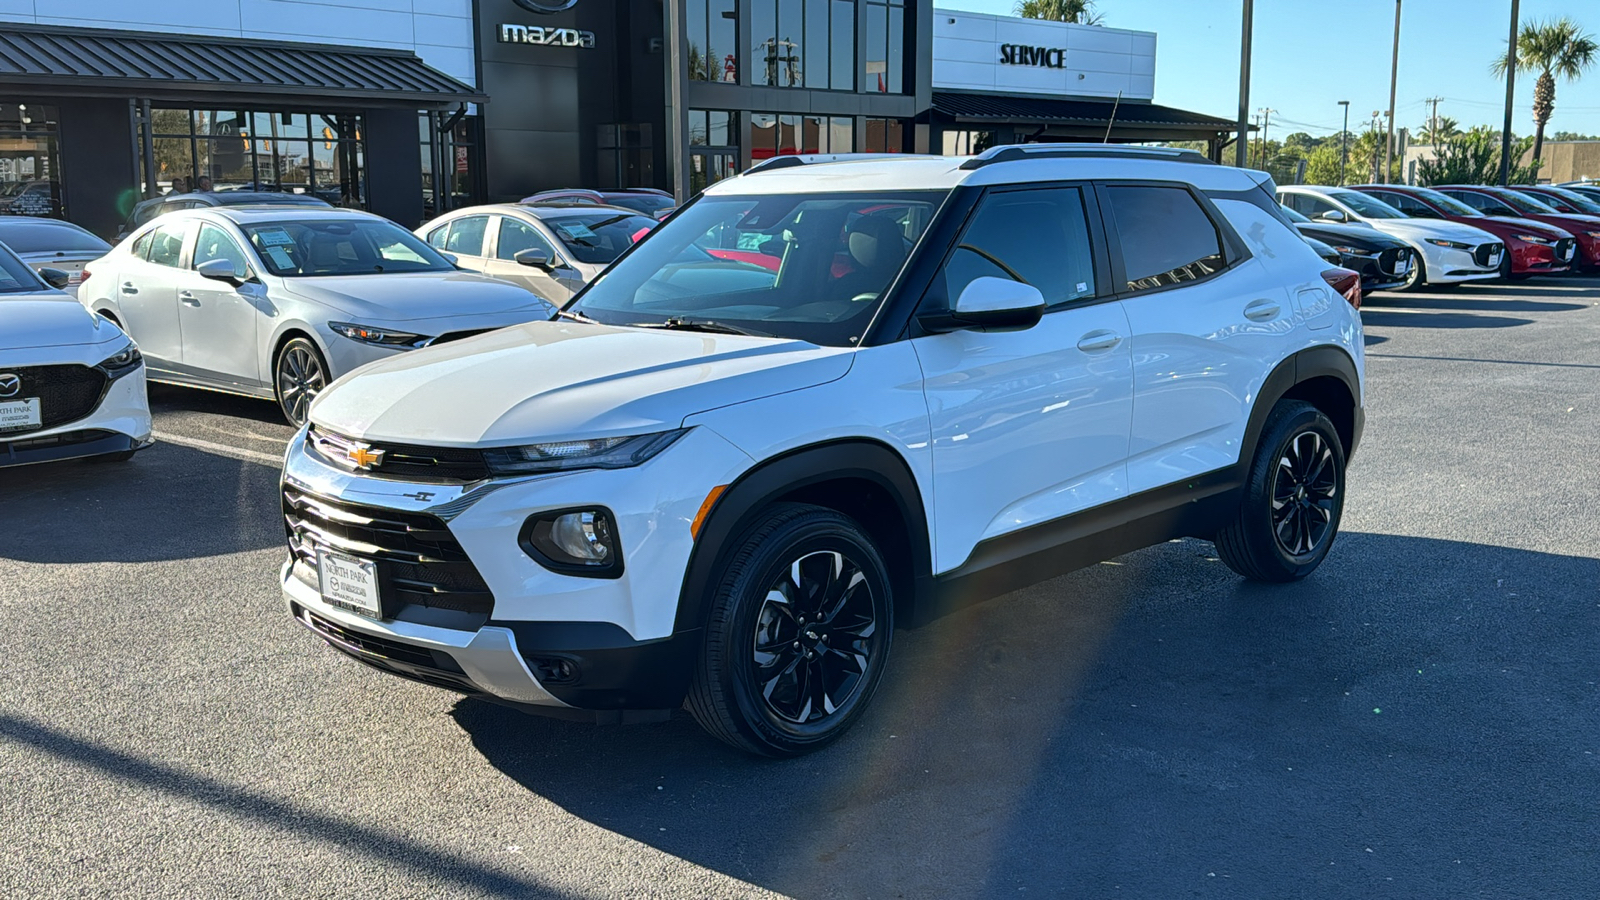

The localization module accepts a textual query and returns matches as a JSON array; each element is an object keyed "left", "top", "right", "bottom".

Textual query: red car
[
  {"left": 1352, "top": 184, "right": 1577, "bottom": 279},
  {"left": 1509, "top": 184, "right": 1600, "bottom": 219},
  {"left": 1434, "top": 184, "right": 1600, "bottom": 272}
]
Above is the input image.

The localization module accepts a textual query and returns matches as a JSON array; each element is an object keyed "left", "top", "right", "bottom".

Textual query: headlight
[
  {"left": 1425, "top": 239, "right": 1473, "bottom": 250},
  {"left": 1331, "top": 246, "right": 1370, "bottom": 256},
  {"left": 520, "top": 508, "right": 622, "bottom": 577},
  {"left": 1586, "top": 231, "right": 1600, "bottom": 239},
  {"left": 95, "top": 343, "right": 143, "bottom": 380},
  {"left": 1511, "top": 233, "right": 1553, "bottom": 245},
  {"left": 329, "top": 322, "right": 430, "bottom": 347},
  {"left": 482, "top": 429, "right": 689, "bottom": 476}
]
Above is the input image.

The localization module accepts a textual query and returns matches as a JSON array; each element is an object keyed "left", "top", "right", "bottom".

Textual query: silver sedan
[{"left": 78, "top": 207, "right": 555, "bottom": 425}]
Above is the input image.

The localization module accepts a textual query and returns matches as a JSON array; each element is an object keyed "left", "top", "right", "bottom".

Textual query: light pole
[
  {"left": 1499, "top": 0, "right": 1520, "bottom": 185},
  {"left": 1236, "top": 0, "right": 1253, "bottom": 168},
  {"left": 1383, "top": 0, "right": 1402, "bottom": 183},
  {"left": 1338, "top": 100, "right": 1350, "bottom": 184}
]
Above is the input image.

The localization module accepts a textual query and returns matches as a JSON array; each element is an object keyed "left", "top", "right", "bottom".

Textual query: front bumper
[
  {"left": 1420, "top": 242, "right": 1501, "bottom": 284},
  {"left": 0, "top": 363, "right": 153, "bottom": 468},
  {"left": 279, "top": 422, "right": 751, "bottom": 714}
]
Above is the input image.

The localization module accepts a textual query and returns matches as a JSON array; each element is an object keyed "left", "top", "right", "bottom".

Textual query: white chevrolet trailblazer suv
[{"left": 280, "top": 146, "right": 1366, "bottom": 757}]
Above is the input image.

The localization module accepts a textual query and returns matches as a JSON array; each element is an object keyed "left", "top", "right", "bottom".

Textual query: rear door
[
  {"left": 439, "top": 214, "right": 491, "bottom": 273},
  {"left": 116, "top": 221, "right": 191, "bottom": 367},
  {"left": 177, "top": 221, "right": 263, "bottom": 388},
  {"left": 1107, "top": 182, "right": 1296, "bottom": 494}
]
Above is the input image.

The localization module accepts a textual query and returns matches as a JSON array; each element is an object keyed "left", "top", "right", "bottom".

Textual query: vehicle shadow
[
  {"left": 1363, "top": 333, "right": 1389, "bottom": 346},
  {"left": 0, "top": 442, "right": 283, "bottom": 563},
  {"left": 454, "top": 533, "right": 1600, "bottom": 898},
  {"left": 1358, "top": 310, "right": 1534, "bottom": 329},
  {"left": 148, "top": 383, "right": 289, "bottom": 429}
]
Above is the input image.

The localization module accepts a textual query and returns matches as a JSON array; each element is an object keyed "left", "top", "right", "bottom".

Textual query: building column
[
  {"left": 363, "top": 108, "right": 425, "bottom": 227},
  {"left": 56, "top": 98, "right": 139, "bottom": 239}
]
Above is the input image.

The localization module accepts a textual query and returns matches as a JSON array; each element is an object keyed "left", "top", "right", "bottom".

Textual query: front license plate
[
  {"left": 318, "top": 550, "right": 382, "bottom": 618},
  {"left": 1394, "top": 258, "right": 1410, "bottom": 274},
  {"left": 0, "top": 397, "right": 41, "bottom": 432}
]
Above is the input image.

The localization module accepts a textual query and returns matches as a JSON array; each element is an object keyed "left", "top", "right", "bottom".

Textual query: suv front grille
[
  {"left": 282, "top": 485, "right": 494, "bottom": 616},
  {"left": 0, "top": 364, "right": 107, "bottom": 435},
  {"left": 1474, "top": 243, "right": 1505, "bottom": 267},
  {"left": 306, "top": 426, "right": 491, "bottom": 483}
]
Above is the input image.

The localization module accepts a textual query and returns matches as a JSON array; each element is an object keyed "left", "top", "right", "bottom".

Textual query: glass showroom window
[
  {"left": 0, "top": 102, "right": 62, "bottom": 218},
  {"left": 861, "top": 118, "right": 905, "bottom": 152},
  {"left": 688, "top": 0, "right": 738, "bottom": 82},
  {"left": 146, "top": 109, "right": 366, "bottom": 207},
  {"left": 688, "top": 109, "right": 740, "bottom": 195},
  {"left": 751, "top": 0, "right": 855, "bottom": 89},
  {"left": 864, "top": 0, "right": 905, "bottom": 93},
  {"left": 749, "top": 112, "right": 853, "bottom": 161}
]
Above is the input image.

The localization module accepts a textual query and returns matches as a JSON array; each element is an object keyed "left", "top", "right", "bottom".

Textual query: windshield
[
  {"left": 1280, "top": 205, "right": 1312, "bottom": 224},
  {"left": 1330, "top": 190, "right": 1406, "bottom": 219},
  {"left": 1534, "top": 187, "right": 1600, "bottom": 215},
  {"left": 605, "top": 195, "right": 676, "bottom": 216},
  {"left": 0, "top": 221, "right": 111, "bottom": 254},
  {"left": 1406, "top": 188, "right": 1481, "bottom": 217},
  {"left": 542, "top": 212, "right": 660, "bottom": 264},
  {"left": 570, "top": 190, "right": 947, "bottom": 346},
  {"left": 242, "top": 219, "right": 454, "bottom": 277},
  {"left": 0, "top": 243, "right": 45, "bottom": 293},
  {"left": 1492, "top": 189, "right": 1557, "bottom": 215}
]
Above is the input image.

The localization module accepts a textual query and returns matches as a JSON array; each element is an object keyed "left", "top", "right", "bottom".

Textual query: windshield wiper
[
  {"left": 555, "top": 308, "right": 600, "bottom": 324},
  {"left": 634, "top": 317, "right": 773, "bottom": 338}
]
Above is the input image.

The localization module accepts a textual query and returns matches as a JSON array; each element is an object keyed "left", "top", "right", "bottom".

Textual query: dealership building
[{"left": 0, "top": 1, "right": 1234, "bottom": 238}]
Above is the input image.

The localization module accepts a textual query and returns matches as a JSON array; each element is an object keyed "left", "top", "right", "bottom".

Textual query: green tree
[
  {"left": 1491, "top": 17, "right": 1598, "bottom": 166},
  {"left": 1415, "top": 115, "right": 1459, "bottom": 144},
  {"left": 1304, "top": 141, "right": 1346, "bottom": 185},
  {"left": 1014, "top": 0, "right": 1103, "bottom": 25},
  {"left": 1282, "top": 131, "right": 1322, "bottom": 154},
  {"left": 1416, "top": 131, "right": 1540, "bottom": 186}
]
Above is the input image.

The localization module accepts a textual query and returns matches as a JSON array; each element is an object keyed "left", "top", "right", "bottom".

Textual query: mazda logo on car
[
  {"left": 0, "top": 374, "right": 19, "bottom": 398},
  {"left": 512, "top": 0, "right": 578, "bottom": 13}
]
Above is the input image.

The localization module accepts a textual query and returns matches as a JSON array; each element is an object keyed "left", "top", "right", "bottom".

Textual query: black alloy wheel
[
  {"left": 275, "top": 337, "right": 328, "bottom": 427},
  {"left": 687, "top": 503, "right": 894, "bottom": 757},
  {"left": 1214, "top": 400, "right": 1347, "bottom": 582}
]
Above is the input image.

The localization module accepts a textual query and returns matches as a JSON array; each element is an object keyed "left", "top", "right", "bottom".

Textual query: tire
[
  {"left": 1498, "top": 254, "right": 1514, "bottom": 282},
  {"left": 686, "top": 503, "right": 894, "bottom": 757},
  {"left": 1213, "top": 400, "right": 1346, "bottom": 583},
  {"left": 1396, "top": 254, "right": 1428, "bottom": 292},
  {"left": 274, "top": 337, "right": 329, "bottom": 427}
]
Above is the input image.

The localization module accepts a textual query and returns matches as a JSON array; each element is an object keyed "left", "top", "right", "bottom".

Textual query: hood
[
  {"left": 309, "top": 321, "right": 854, "bottom": 446},
  {"left": 1366, "top": 217, "right": 1501, "bottom": 244},
  {"left": 279, "top": 271, "right": 554, "bottom": 323},
  {"left": 0, "top": 293, "right": 124, "bottom": 351},
  {"left": 1295, "top": 222, "right": 1408, "bottom": 250},
  {"left": 1473, "top": 216, "right": 1575, "bottom": 239},
  {"left": 1522, "top": 212, "right": 1600, "bottom": 233}
]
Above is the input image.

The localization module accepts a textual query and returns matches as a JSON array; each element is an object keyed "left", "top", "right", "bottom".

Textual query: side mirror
[
  {"left": 922, "top": 276, "right": 1045, "bottom": 333},
  {"left": 196, "top": 258, "right": 242, "bottom": 283},
  {"left": 514, "top": 247, "right": 554, "bottom": 270},
  {"left": 1315, "top": 209, "right": 1348, "bottom": 223},
  {"left": 438, "top": 251, "right": 460, "bottom": 267},
  {"left": 38, "top": 267, "right": 71, "bottom": 290}
]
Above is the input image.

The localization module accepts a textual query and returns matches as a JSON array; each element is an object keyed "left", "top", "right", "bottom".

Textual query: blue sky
[{"left": 937, "top": 0, "right": 1600, "bottom": 139}]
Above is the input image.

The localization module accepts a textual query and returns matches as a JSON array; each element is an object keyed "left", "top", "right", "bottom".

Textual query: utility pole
[
  {"left": 1383, "top": 0, "right": 1402, "bottom": 183},
  {"left": 1370, "top": 111, "right": 1382, "bottom": 182},
  {"left": 1425, "top": 96, "right": 1443, "bottom": 143},
  {"left": 1236, "top": 0, "right": 1253, "bottom": 168},
  {"left": 1251, "top": 114, "right": 1262, "bottom": 167},
  {"left": 1499, "top": 0, "right": 1520, "bottom": 186},
  {"left": 1338, "top": 100, "right": 1350, "bottom": 184}
]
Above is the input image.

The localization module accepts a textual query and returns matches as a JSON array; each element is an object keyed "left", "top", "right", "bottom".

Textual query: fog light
[{"left": 520, "top": 507, "right": 623, "bottom": 578}]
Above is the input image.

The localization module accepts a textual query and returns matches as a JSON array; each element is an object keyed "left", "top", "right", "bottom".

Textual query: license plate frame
[
  {"left": 0, "top": 397, "right": 41, "bottom": 433},
  {"left": 317, "top": 550, "right": 384, "bottom": 619}
]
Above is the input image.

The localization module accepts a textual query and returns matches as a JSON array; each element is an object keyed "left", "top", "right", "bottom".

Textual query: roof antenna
[{"left": 1102, "top": 91, "right": 1123, "bottom": 144}]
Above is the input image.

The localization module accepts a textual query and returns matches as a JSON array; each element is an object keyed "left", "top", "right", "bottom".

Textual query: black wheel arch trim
[{"left": 672, "top": 438, "right": 933, "bottom": 637}]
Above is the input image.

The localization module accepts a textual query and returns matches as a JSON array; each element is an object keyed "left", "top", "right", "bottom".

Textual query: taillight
[
  {"left": 79, "top": 267, "right": 92, "bottom": 285},
  {"left": 1321, "top": 266, "right": 1362, "bottom": 310}
]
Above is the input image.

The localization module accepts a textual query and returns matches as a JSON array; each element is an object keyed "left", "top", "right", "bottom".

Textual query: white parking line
[{"left": 153, "top": 430, "right": 285, "bottom": 467}]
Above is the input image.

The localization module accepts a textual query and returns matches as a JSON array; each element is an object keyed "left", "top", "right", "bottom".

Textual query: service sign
[{"left": 933, "top": 9, "right": 1155, "bottom": 100}]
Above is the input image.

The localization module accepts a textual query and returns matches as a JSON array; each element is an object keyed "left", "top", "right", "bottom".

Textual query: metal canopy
[
  {"left": 0, "top": 22, "right": 486, "bottom": 108},
  {"left": 932, "top": 91, "right": 1237, "bottom": 137}
]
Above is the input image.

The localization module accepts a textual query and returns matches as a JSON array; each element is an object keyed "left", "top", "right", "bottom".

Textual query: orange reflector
[{"left": 691, "top": 484, "right": 729, "bottom": 539}]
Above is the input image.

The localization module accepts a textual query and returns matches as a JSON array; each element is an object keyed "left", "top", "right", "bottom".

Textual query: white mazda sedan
[
  {"left": 79, "top": 207, "right": 556, "bottom": 425},
  {"left": 0, "top": 241, "right": 151, "bottom": 468}
]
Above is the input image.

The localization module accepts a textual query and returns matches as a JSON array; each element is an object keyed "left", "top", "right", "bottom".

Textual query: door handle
[
  {"left": 120, "top": 282, "right": 138, "bottom": 295},
  {"left": 179, "top": 291, "right": 200, "bottom": 307},
  {"left": 1243, "top": 299, "right": 1281, "bottom": 321},
  {"left": 1076, "top": 330, "right": 1123, "bottom": 352}
]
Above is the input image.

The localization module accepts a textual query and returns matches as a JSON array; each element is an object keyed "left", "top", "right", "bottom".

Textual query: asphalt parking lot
[{"left": 3, "top": 279, "right": 1598, "bottom": 899}]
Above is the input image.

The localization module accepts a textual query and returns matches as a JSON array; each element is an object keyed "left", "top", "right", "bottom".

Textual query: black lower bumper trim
[
  {"left": 489, "top": 619, "right": 702, "bottom": 711},
  {"left": 1, "top": 429, "right": 140, "bottom": 467}
]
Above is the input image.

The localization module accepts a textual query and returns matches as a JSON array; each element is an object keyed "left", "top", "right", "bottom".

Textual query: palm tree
[
  {"left": 1416, "top": 115, "right": 1459, "bottom": 145},
  {"left": 1014, "top": 0, "right": 1103, "bottom": 26},
  {"left": 1491, "top": 17, "right": 1598, "bottom": 166}
]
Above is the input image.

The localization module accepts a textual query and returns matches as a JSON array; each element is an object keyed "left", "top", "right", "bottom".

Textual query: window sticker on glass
[
  {"left": 256, "top": 227, "right": 297, "bottom": 247},
  {"left": 556, "top": 222, "right": 599, "bottom": 241},
  {"left": 266, "top": 247, "right": 295, "bottom": 269}
]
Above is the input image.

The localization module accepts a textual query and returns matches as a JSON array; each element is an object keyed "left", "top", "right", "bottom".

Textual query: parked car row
[{"left": 1278, "top": 180, "right": 1600, "bottom": 292}]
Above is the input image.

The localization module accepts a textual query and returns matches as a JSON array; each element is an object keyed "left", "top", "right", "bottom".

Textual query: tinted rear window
[
  {"left": 1107, "top": 186, "right": 1227, "bottom": 291},
  {"left": 0, "top": 222, "right": 111, "bottom": 254}
]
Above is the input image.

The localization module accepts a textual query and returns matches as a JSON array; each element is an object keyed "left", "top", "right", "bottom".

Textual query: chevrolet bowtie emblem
[{"left": 347, "top": 443, "right": 385, "bottom": 469}]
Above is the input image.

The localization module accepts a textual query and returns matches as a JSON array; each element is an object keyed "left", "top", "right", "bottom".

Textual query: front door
[
  {"left": 911, "top": 185, "right": 1134, "bottom": 573},
  {"left": 178, "top": 222, "right": 261, "bottom": 388},
  {"left": 482, "top": 215, "right": 579, "bottom": 304}
]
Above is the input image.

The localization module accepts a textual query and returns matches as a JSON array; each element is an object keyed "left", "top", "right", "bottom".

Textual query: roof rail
[
  {"left": 743, "top": 152, "right": 942, "bottom": 175},
  {"left": 957, "top": 143, "right": 1216, "bottom": 170}
]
